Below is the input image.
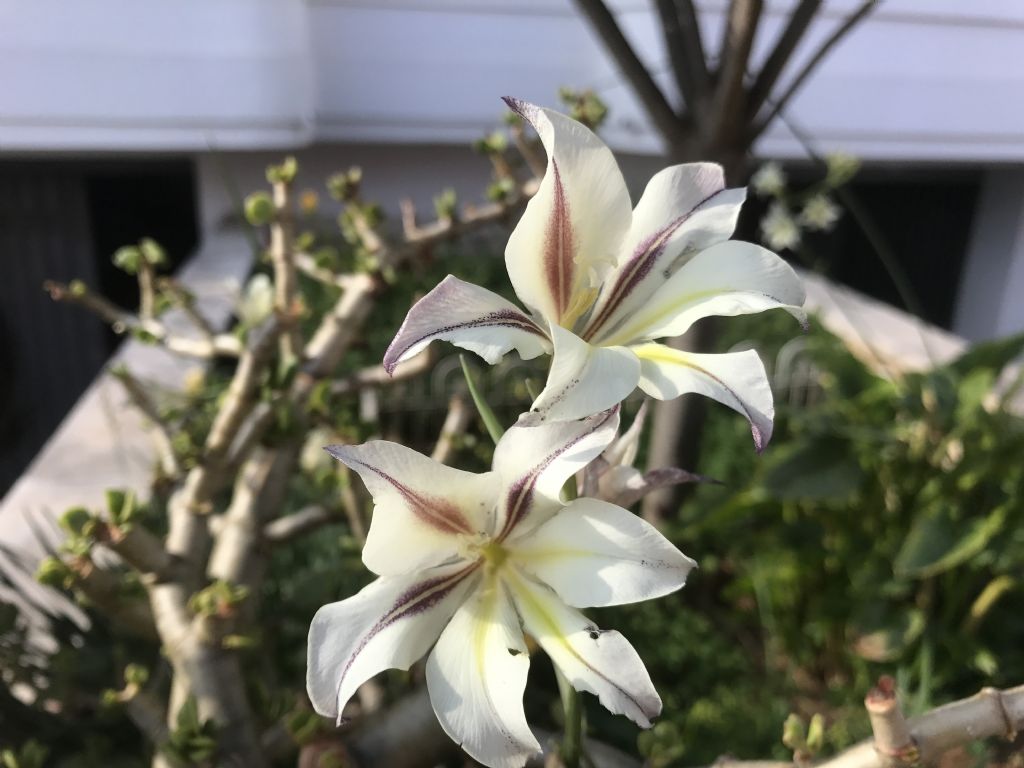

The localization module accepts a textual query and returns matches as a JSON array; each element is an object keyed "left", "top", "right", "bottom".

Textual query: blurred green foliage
[
  {"left": 5, "top": 118, "right": 1023, "bottom": 765},
  {"left": 617, "top": 314, "right": 1024, "bottom": 766}
]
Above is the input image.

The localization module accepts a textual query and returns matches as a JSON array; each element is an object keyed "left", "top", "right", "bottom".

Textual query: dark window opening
[
  {"left": 0, "top": 159, "right": 198, "bottom": 497},
  {"left": 738, "top": 168, "right": 981, "bottom": 330}
]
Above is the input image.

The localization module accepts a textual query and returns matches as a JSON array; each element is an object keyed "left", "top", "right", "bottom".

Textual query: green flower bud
[
  {"left": 112, "top": 246, "right": 142, "bottom": 274},
  {"left": 266, "top": 156, "right": 298, "bottom": 184},
  {"left": 244, "top": 192, "right": 275, "bottom": 226}
]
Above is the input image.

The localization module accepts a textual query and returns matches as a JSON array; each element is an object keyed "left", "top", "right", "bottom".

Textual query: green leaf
[
  {"left": 895, "top": 503, "right": 1007, "bottom": 579},
  {"left": 948, "top": 331, "right": 1024, "bottom": 378},
  {"left": 850, "top": 606, "right": 925, "bottom": 662},
  {"left": 762, "top": 437, "right": 863, "bottom": 502},
  {"left": 459, "top": 355, "right": 503, "bottom": 445}
]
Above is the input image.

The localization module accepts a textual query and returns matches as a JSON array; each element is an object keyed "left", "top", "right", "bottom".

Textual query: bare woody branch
[
  {"left": 109, "top": 366, "right": 181, "bottom": 478},
  {"left": 330, "top": 348, "right": 436, "bottom": 397},
  {"left": 572, "top": 0, "right": 682, "bottom": 145},
  {"left": 44, "top": 280, "right": 242, "bottom": 359},
  {"left": 262, "top": 504, "right": 339, "bottom": 543},
  {"left": 269, "top": 174, "right": 303, "bottom": 363},
  {"left": 654, "top": 0, "right": 710, "bottom": 113},
  {"left": 749, "top": 0, "right": 879, "bottom": 142},
  {"left": 709, "top": 0, "right": 763, "bottom": 142},
  {"left": 431, "top": 391, "right": 472, "bottom": 465},
  {"left": 67, "top": 557, "right": 158, "bottom": 640},
  {"left": 745, "top": 0, "right": 822, "bottom": 121}
]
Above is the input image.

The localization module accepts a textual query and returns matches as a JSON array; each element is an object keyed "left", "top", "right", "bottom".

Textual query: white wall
[{"left": 6, "top": 1, "right": 1024, "bottom": 162}]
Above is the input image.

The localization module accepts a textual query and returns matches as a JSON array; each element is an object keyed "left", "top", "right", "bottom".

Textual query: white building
[{"left": 2, "top": 0, "right": 1023, "bottom": 504}]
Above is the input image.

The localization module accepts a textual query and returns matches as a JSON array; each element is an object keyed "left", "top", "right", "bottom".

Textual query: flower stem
[
  {"left": 459, "top": 354, "right": 504, "bottom": 445},
  {"left": 555, "top": 668, "right": 584, "bottom": 768}
]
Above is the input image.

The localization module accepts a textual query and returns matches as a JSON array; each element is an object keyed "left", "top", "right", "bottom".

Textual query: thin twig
[
  {"left": 158, "top": 276, "right": 216, "bottom": 338},
  {"left": 330, "top": 349, "right": 435, "bottom": 396},
  {"left": 431, "top": 391, "right": 472, "bottom": 465},
  {"left": 270, "top": 176, "right": 303, "bottom": 364},
  {"left": 110, "top": 366, "right": 181, "bottom": 478},
  {"left": 750, "top": 0, "right": 879, "bottom": 141},
  {"left": 262, "top": 505, "right": 339, "bottom": 543},
  {"left": 572, "top": 0, "right": 682, "bottom": 145},
  {"left": 44, "top": 280, "right": 242, "bottom": 358}
]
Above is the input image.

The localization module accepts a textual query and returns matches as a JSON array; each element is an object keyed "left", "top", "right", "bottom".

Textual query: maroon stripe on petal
[
  {"left": 583, "top": 187, "right": 727, "bottom": 341},
  {"left": 544, "top": 160, "right": 575, "bottom": 321},
  {"left": 346, "top": 457, "right": 475, "bottom": 535},
  {"left": 496, "top": 407, "right": 618, "bottom": 541},
  {"left": 384, "top": 309, "right": 548, "bottom": 374},
  {"left": 334, "top": 563, "right": 480, "bottom": 717}
]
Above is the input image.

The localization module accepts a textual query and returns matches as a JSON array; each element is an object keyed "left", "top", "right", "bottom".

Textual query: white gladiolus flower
[
  {"left": 384, "top": 98, "right": 805, "bottom": 450},
  {"left": 760, "top": 203, "right": 802, "bottom": 252},
  {"left": 307, "top": 408, "right": 695, "bottom": 768},
  {"left": 799, "top": 194, "right": 841, "bottom": 232},
  {"left": 750, "top": 161, "right": 787, "bottom": 196}
]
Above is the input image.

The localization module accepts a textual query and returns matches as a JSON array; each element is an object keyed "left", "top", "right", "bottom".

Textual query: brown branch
[
  {"left": 44, "top": 280, "right": 242, "bottom": 358},
  {"left": 572, "top": 0, "right": 682, "bottom": 145},
  {"left": 745, "top": 0, "right": 822, "bottom": 122},
  {"left": 750, "top": 0, "right": 879, "bottom": 142},
  {"left": 865, "top": 677, "right": 916, "bottom": 767},
  {"left": 68, "top": 557, "right": 158, "bottom": 640},
  {"left": 138, "top": 259, "right": 157, "bottom": 322},
  {"left": 510, "top": 122, "right": 547, "bottom": 179},
  {"left": 270, "top": 176, "right": 303, "bottom": 364},
  {"left": 697, "top": 684, "right": 1024, "bottom": 768},
  {"left": 431, "top": 391, "right": 472, "bottom": 465},
  {"left": 262, "top": 505, "right": 339, "bottom": 543},
  {"left": 157, "top": 277, "right": 216, "bottom": 338},
  {"left": 99, "top": 523, "right": 177, "bottom": 583},
  {"left": 295, "top": 251, "right": 348, "bottom": 290},
  {"left": 654, "top": 0, "right": 710, "bottom": 114},
  {"left": 330, "top": 348, "right": 436, "bottom": 396},
  {"left": 709, "top": 0, "right": 763, "bottom": 144},
  {"left": 109, "top": 366, "right": 181, "bottom": 478}
]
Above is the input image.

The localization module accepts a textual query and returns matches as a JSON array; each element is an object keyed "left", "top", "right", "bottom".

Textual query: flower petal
[
  {"left": 594, "top": 240, "right": 806, "bottom": 346},
  {"left": 529, "top": 324, "right": 641, "bottom": 422},
  {"left": 503, "top": 98, "right": 632, "bottom": 327},
  {"left": 511, "top": 497, "right": 695, "bottom": 607},
  {"left": 584, "top": 163, "right": 745, "bottom": 341},
  {"left": 307, "top": 562, "right": 479, "bottom": 723},
  {"left": 634, "top": 344, "right": 775, "bottom": 451},
  {"left": 326, "top": 442, "right": 499, "bottom": 575},
  {"left": 507, "top": 568, "right": 661, "bottom": 727},
  {"left": 383, "top": 275, "right": 550, "bottom": 374},
  {"left": 492, "top": 407, "right": 619, "bottom": 541},
  {"left": 426, "top": 578, "right": 540, "bottom": 768}
]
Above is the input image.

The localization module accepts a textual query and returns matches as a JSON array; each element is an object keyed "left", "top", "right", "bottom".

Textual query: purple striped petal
[
  {"left": 326, "top": 441, "right": 499, "bottom": 575},
  {"left": 492, "top": 407, "right": 619, "bottom": 542},
  {"left": 307, "top": 562, "right": 480, "bottom": 723},
  {"left": 383, "top": 275, "right": 550, "bottom": 374},
  {"left": 584, "top": 164, "right": 745, "bottom": 342}
]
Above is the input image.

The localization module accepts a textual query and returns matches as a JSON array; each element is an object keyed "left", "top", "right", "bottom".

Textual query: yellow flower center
[{"left": 479, "top": 540, "right": 509, "bottom": 571}]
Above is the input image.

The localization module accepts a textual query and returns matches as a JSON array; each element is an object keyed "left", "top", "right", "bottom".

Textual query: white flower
[
  {"left": 760, "top": 203, "right": 802, "bottom": 252},
  {"left": 383, "top": 98, "right": 806, "bottom": 451},
  {"left": 799, "top": 194, "right": 841, "bottom": 232},
  {"left": 236, "top": 273, "right": 274, "bottom": 327},
  {"left": 307, "top": 409, "right": 694, "bottom": 768},
  {"left": 750, "top": 161, "right": 787, "bottom": 197},
  {"left": 824, "top": 152, "right": 861, "bottom": 187}
]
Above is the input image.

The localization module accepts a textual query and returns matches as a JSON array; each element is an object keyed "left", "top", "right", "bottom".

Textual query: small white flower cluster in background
[{"left": 751, "top": 153, "right": 861, "bottom": 254}]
